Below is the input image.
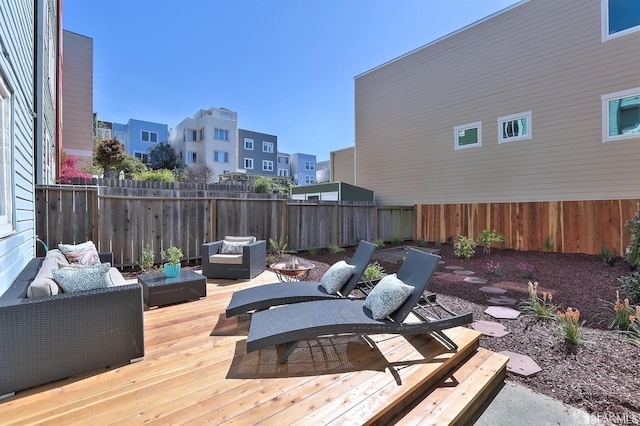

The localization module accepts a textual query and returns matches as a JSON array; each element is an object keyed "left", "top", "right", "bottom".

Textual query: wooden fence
[
  {"left": 414, "top": 200, "right": 640, "bottom": 255},
  {"left": 35, "top": 184, "right": 406, "bottom": 267}
]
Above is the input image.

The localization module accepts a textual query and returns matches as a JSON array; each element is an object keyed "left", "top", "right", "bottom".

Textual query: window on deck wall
[
  {"left": 602, "top": 0, "right": 640, "bottom": 41},
  {"left": 498, "top": 111, "right": 532, "bottom": 144},
  {"left": 0, "top": 75, "right": 13, "bottom": 237},
  {"left": 602, "top": 88, "right": 640, "bottom": 142},
  {"left": 454, "top": 121, "right": 482, "bottom": 150}
]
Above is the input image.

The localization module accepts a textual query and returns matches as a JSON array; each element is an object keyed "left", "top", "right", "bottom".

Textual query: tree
[
  {"left": 185, "top": 163, "right": 214, "bottom": 184},
  {"left": 58, "top": 152, "right": 92, "bottom": 183},
  {"left": 94, "top": 138, "right": 126, "bottom": 175},
  {"left": 148, "top": 142, "right": 180, "bottom": 170},
  {"left": 117, "top": 155, "right": 148, "bottom": 178}
]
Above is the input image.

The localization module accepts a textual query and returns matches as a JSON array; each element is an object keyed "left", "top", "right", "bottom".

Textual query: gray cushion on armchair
[{"left": 202, "top": 237, "right": 266, "bottom": 279}]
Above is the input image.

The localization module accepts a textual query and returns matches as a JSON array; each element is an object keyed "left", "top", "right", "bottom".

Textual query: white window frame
[
  {"left": 0, "top": 75, "right": 13, "bottom": 237},
  {"left": 498, "top": 111, "right": 532, "bottom": 144},
  {"left": 134, "top": 151, "right": 149, "bottom": 163},
  {"left": 262, "top": 160, "right": 274, "bottom": 171},
  {"left": 278, "top": 168, "right": 289, "bottom": 177},
  {"left": 185, "top": 129, "right": 197, "bottom": 142},
  {"left": 214, "top": 151, "right": 228, "bottom": 162},
  {"left": 454, "top": 121, "right": 482, "bottom": 150},
  {"left": 305, "top": 161, "right": 315, "bottom": 170},
  {"left": 262, "top": 141, "right": 274, "bottom": 153},
  {"left": 602, "top": 87, "right": 640, "bottom": 143},
  {"left": 187, "top": 151, "right": 197, "bottom": 163},
  {"left": 244, "top": 158, "right": 254, "bottom": 169},
  {"left": 602, "top": 0, "right": 640, "bottom": 41},
  {"left": 141, "top": 130, "right": 158, "bottom": 143},
  {"left": 278, "top": 155, "right": 289, "bottom": 164},
  {"left": 214, "top": 128, "right": 229, "bottom": 141},
  {"left": 305, "top": 175, "right": 315, "bottom": 184},
  {"left": 244, "top": 138, "right": 254, "bottom": 150}
]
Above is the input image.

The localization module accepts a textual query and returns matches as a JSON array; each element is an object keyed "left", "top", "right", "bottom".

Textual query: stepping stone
[
  {"left": 485, "top": 306, "right": 521, "bottom": 319},
  {"left": 487, "top": 296, "right": 518, "bottom": 306},
  {"left": 464, "top": 277, "right": 488, "bottom": 284},
  {"left": 470, "top": 320, "right": 510, "bottom": 337},
  {"left": 498, "top": 351, "right": 542, "bottom": 377},
  {"left": 438, "top": 260, "right": 445, "bottom": 265},
  {"left": 453, "top": 270, "right": 475, "bottom": 276},
  {"left": 479, "top": 286, "right": 508, "bottom": 294},
  {"left": 445, "top": 266, "right": 464, "bottom": 270}
]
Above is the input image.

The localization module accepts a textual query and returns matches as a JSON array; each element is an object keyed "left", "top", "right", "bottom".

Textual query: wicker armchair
[{"left": 201, "top": 237, "right": 266, "bottom": 279}]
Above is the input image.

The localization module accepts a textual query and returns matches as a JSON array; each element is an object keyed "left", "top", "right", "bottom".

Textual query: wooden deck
[{"left": 0, "top": 271, "right": 507, "bottom": 425}]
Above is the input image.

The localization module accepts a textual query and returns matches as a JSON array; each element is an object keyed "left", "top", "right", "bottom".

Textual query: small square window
[
  {"left": 262, "top": 160, "right": 274, "bottom": 171},
  {"left": 602, "top": 0, "right": 640, "bottom": 41},
  {"left": 602, "top": 87, "right": 640, "bottom": 142},
  {"left": 498, "top": 111, "right": 532, "bottom": 144},
  {"left": 244, "top": 158, "right": 254, "bottom": 169},
  {"left": 262, "top": 141, "right": 274, "bottom": 153},
  {"left": 454, "top": 121, "right": 482, "bottom": 150},
  {"left": 244, "top": 138, "right": 254, "bottom": 150}
]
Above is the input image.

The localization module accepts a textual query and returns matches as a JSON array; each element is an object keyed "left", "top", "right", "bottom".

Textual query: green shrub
[
  {"left": 373, "top": 239, "right": 385, "bottom": 249},
  {"left": 625, "top": 211, "right": 640, "bottom": 269},
  {"left": 362, "top": 262, "right": 386, "bottom": 282},
  {"left": 543, "top": 236, "right": 554, "bottom": 252},
  {"left": 138, "top": 244, "right": 155, "bottom": 271},
  {"left": 476, "top": 229, "right": 505, "bottom": 254},
  {"left": 600, "top": 245, "right": 617, "bottom": 266},
  {"left": 453, "top": 236, "right": 476, "bottom": 259},
  {"left": 269, "top": 235, "right": 287, "bottom": 257},
  {"left": 254, "top": 176, "right": 275, "bottom": 194},
  {"left": 391, "top": 236, "right": 402, "bottom": 245},
  {"left": 328, "top": 245, "right": 345, "bottom": 254},
  {"left": 133, "top": 169, "right": 176, "bottom": 182},
  {"left": 618, "top": 271, "right": 640, "bottom": 304},
  {"left": 307, "top": 247, "right": 318, "bottom": 256}
]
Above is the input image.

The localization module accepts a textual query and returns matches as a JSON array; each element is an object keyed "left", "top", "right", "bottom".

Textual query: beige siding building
[
  {"left": 330, "top": 146, "right": 355, "bottom": 185},
  {"left": 355, "top": 0, "right": 640, "bottom": 205},
  {"left": 61, "top": 30, "right": 94, "bottom": 168}
]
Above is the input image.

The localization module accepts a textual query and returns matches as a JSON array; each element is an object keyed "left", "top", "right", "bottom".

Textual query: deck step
[{"left": 389, "top": 348, "right": 509, "bottom": 425}]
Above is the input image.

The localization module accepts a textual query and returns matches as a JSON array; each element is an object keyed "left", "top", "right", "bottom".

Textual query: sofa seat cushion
[
  {"left": 52, "top": 263, "right": 113, "bottom": 293},
  {"left": 210, "top": 254, "right": 244, "bottom": 265}
]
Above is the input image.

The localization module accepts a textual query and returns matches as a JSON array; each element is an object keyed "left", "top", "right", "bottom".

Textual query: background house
[
  {"left": 238, "top": 129, "right": 278, "bottom": 176},
  {"left": 1, "top": 0, "right": 60, "bottom": 295},
  {"left": 351, "top": 0, "right": 640, "bottom": 254},
  {"left": 169, "top": 107, "right": 238, "bottom": 181},
  {"left": 290, "top": 153, "right": 317, "bottom": 185},
  {"left": 276, "top": 152, "right": 291, "bottom": 178}
]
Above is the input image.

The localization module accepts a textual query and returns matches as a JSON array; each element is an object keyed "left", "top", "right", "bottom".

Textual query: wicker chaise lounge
[
  {"left": 225, "top": 240, "right": 376, "bottom": 318},
  {"left": 245, "top": 249, "right": 473, "bottom": 363}
]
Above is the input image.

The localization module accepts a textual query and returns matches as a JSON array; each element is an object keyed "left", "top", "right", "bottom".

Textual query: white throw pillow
[
  {"left": 364, "top": 274, "right": 414, "bottom": 320},
  {"left": 320, "top": 261, "right": 356, "bottom": 294},
  {"left": 58, "top": 241, "right": 101, "bottom": 266}
]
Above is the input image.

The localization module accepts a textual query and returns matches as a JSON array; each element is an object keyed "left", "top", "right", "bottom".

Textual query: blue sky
[{"left": 63, "top": 0, "right": 520, "bottom": 161}]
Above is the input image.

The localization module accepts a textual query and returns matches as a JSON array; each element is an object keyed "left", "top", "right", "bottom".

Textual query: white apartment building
[{"left": 169, "top": 107, "right": 238, "bottom": 182}]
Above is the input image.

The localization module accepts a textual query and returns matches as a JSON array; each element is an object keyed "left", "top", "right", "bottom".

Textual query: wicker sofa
[{"left": 0, "top": 251, "right": 145, "bottom": 400}]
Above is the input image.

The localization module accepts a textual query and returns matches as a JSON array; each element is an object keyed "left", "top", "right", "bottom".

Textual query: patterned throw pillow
[
  {"left": 52, "top": 262, "right": 113, "bottom": 293},
  {"left": 220, "top": 240, "right": 247, "bottom": 254},
  {"left": 320, "top": 261, "right": 356, "bottom": 294},
  {"left": 364, "top": 274, "right": 414, "bottom": 320},
  {"left": 58, "top": 241, "right": 101, "bottom": 266}
]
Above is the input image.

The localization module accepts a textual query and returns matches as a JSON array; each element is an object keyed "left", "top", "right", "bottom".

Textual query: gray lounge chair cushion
[
  {"left": 364, "top": 274, "right": 414, "bottom": 320},
  {"left": 320, "top": 261, "right": 356, "bottom": 294},
  {"left": 52, "top": 262, "right": 113, "bottom": 293}
]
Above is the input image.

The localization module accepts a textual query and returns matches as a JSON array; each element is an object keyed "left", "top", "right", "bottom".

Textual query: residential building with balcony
[
  {"left": 169, "top": 107, "right": 238, "bottom": 181},
  {"left": 290, "top": 153, "right": 317, "bottom": 185},
  {"left": 238, "top": 129, "right": 277, "bottom": 176}
]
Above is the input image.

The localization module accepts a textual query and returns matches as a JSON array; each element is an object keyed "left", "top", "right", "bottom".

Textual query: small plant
[
  {"left": 626, "top": 305, "right": 640, "bottom": 347},
  {"left": 391, "top": 236, "right": 402, "bottom": 245},
  {"left": 556, "top": 306, "right": 583, "bottom": 345},
  {"left": 161, "top": 246, "right": 183, "bottom": 265},
  {"left": 139, "top": 244, "right": 155, "bottom": 271},
  {"left": 269, "top": 235, "right": 288, "bottom": 257},
  {"left": 476, "top": 229, "right": 505, "bottom": 254},
  {"left": 624, "top": 210, "right": 640, "bottom": 270},
  {"left": 519, "top": 281, "right": 558, "bottom": 320},
  {"left": 307, "top": 247, "right": 318, "bottom": 256},
  {"left": 595, "top": 290, "right": 635, "bottom": 331},
  {"left": 600, "top": 245, "right": 617, "bottom": 266},
  {"left": 266, "top": 253, "right": 278, "bottom": 265},
  {"left": 373, "top": 239, "right": 385, "bottom": 249},
  {"left": 543, "top": 236, "right": 554, "bottom": 252},
  {"left": 328, "top": 244, "right": 345, "bottom": 254},
  {"left": 362, "top": 262, "right": 386, "bottom": 282},
  {"left": 453, "top": 236, "right": 476, "bottom": 259},
  {"left": 617, "top": 271, "right": 640, "bottom": 304},
  {"left": 446, "top": 236, "right": 454, "bottom": 244},
  {"left": 517, "top": 262, "right": 536, "bottom": 279},
  {"left": 482, "top": 260, "right": 503, "bottom": 277}
]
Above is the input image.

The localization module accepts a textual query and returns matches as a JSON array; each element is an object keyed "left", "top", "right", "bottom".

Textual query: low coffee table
[
  {"left": 138, "top": 270, "right": 207, "bottom": 309},
  {"left": 269, "top": 257, "right": 315, "bottom": 282}
]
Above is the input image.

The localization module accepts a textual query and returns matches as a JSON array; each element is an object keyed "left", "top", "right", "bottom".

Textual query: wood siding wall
[
  {"left": 35, "top": 185, "right": 402, "bottom": 268},
  {"left": 330, "top": 147, "right": 355, "bottom": 185},
  {"left": 355, "top": 0, "right": 640, "bottom": 206},
  {"left": 415, "top": 200, "right": 640, "bottom": 255},
  {"left": 0, "top": 0, "right": 37, "bottom": 295}
]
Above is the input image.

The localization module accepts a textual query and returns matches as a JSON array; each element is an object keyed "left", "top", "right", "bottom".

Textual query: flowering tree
[{"left": 58, "top": 153, "right": 91, "bottom": 184}]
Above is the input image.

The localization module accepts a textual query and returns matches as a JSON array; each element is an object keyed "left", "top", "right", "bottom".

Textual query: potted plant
[{"left": 161, "top": 246, "right": 183, "bottom": 278}]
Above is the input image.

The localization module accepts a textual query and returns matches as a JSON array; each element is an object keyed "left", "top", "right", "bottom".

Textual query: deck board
[{"left": 0, "top": 271, "right": 484, "bottom": 425}]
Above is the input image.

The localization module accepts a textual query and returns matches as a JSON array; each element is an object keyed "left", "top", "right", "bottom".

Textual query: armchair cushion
[
  {"left": 224, "top": 236, "right": 256, "bottom": 244},
  {"left": 364, "top": 274, "right": 414, "bottom": 320},
  {"left": 209, "top": 254, "right": 244, "bottom": 264},
  {"left": 320, "top": 261, "right": 356, "bottom": 294}
]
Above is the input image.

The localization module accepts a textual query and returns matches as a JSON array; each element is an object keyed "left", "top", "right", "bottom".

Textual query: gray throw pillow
[
  {"left": 364, "top": 274, "right": 414, "bottom": 320},
  {"left": 220, "top": 240, "right": 246, "bottom": 254},
  {"left": 52, "top": 262, "right": 113, "bottom": 293},
  {"left": 320, "top": 261, "right": 356, "bottom": 294}
]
